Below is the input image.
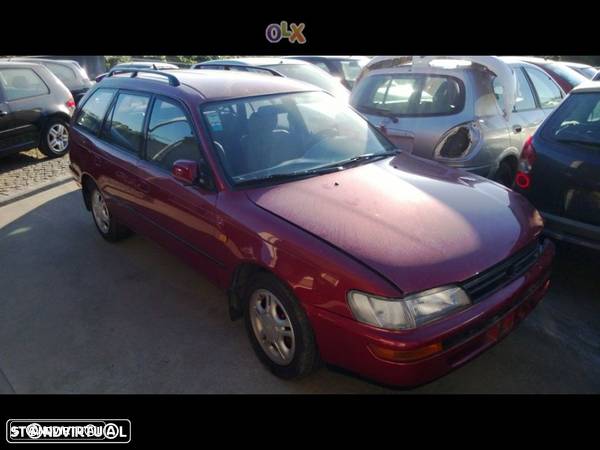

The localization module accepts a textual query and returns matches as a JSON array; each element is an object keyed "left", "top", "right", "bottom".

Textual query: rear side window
[
  {"left": 146, "top": 98, "right": 201, "bottom": 170},
  {"left": 45, "top": 62, "right": 77, "bottom": 84},
  {"left": 353, "top": 74, "right": 465, "bottom": 116},
  {"left": 75, "top": 88, "right": 116, "bottom": 134},
  {"left": 524, "top": 67, "right": 563, "bottom": 109},
  {"left": 541, "top": 92, "right": 600, "bottom": 147},
  {"left": 0, "top": 68, "right": 49, "bottom": 101},
  {"left": 101, "top": 92, "right": 150, "bottom": 154},
  {"left": 513, "top": 69, "right": 537, "bottom": 111}
]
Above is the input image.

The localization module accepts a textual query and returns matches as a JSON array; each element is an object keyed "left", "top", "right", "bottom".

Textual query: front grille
[{"left": 461, "top": 239, "right": 543, "bottom": 303}]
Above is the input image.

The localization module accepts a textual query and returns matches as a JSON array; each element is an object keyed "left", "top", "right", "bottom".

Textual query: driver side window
[{"left": 146, "top": 98, "right": 202, "bottom": 171}]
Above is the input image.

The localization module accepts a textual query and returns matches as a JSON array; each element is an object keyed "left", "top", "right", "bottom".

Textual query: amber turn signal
[{"left": 369, "top": 342, "right": 443, "bottom": 363}]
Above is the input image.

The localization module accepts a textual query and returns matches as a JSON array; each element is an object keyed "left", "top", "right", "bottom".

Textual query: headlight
[
  {"left": 347, "top": 286, "right": 471, "bottom": 330},
  {"left": 434, "top": 121, "right": 481, "bottom": 160}
]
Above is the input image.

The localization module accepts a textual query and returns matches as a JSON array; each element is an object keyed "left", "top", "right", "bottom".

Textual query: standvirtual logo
[
  {"left": 6, "top": 419, "right": 131, "bottom": 444},
  {"left": 266, "top": 21, "right": 306, "bottom": 44}
]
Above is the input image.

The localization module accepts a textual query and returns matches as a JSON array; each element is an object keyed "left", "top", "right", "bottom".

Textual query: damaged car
[
  {"left": 69, "top": 69, "right": 554, "bottom": 387},
  {"left": 351, "top": 56, "right": 565, "bottom": 186}
]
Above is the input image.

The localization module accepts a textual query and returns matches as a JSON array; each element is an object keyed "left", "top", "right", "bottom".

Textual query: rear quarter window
[
  {"left": 0, "top": 68, "right": 49, "bottom": 101},
  {"left": 524, "top": 67, "right": 563, "bottom": 109},
  {"left": 352, "top": 74, "right": 465, "bottom": 116}
]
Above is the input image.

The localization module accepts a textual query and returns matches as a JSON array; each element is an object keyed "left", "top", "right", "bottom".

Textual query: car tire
[
  {"left": 88, "top": 184, "right": 132, "bottom": 242},
  {"left": 244, "top": 273, "right": 320, "bottom": 380},
  {"left": 493, "top": 160, "right": 516, "bottom": 188},
  {"left": 39, "top": 117, "right": 70, "bottom": 158}
]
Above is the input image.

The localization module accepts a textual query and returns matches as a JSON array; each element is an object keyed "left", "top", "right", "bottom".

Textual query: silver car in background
[{"left": 351, "top": 56, "right": 565, "bottom": 186}]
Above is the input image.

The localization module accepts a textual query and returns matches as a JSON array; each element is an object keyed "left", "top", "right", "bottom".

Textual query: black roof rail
[
  {"left": 106, "top": 69, "right": 180, "bottom": 86},
  {"left": 194, "top": 64, "right": 284, "bottom": 77}
]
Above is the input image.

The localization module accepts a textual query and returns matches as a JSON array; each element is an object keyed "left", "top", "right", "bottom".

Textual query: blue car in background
[{"left": 515, "top": 81, "right": 600, "bottom": 250}]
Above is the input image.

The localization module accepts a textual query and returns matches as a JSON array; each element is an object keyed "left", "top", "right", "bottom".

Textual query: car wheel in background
[
  {"left": 493, "top": 160, "right": 516, "bottom": 188},
  {"left": 244, "top": 273, "right": 320, "bottom": 379},
  {"left": 89, "top": 184, "right": 132, "bottom": 242},
  {"left": 39, "top": 118, "right": 70, "bottom": 158}
]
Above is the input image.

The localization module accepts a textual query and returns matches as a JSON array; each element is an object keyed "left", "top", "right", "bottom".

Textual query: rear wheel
[
  {"left": 244, "top": 273, "right": 320, "bottom": 379},
  {"left": 493, "top": 160, "right": 516, "bottom": 188},
  {"left": 39, "top": 118, "right": 70, "bottom": 158},
  {"left": 89, "top": 184, "right": 131, "bottom": 242}
]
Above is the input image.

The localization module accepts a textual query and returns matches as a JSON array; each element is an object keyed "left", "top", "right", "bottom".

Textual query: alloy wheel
[{"left": 47, "top": 123, "right": 69, "bottom": 154}]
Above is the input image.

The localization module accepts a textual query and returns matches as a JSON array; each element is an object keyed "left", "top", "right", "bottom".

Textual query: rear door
[
  {"left": 507, "top": 66, "right": 544, "bottom": 151},
  {"left": 92, "top": 90, "right": 151, "bottom": 224},
  {"left": 134, "top": 96, "right": 226, "bottom": 281}
]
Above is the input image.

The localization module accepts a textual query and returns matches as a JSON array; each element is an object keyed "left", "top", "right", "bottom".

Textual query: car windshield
[
  {"left": 352, "top": 73, "right": 465, "bottom": 116},
  {"left": 541, "top": 92, "right": 600, "bottom": 147},
  {"left": 263, "top": 63, "right": 343, "bottom": 94},
  {"left": 201, "top": 91, "right": 396, "bottom": 186}
]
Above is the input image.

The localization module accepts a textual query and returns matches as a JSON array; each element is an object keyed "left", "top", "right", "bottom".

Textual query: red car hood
[{"left": 246, "top": 154, "right": 543, "bottom": 294}]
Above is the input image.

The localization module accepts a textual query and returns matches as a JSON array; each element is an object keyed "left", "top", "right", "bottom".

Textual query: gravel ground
[{"left": 0, "top": 149, "right": 71, "bottom": 198}]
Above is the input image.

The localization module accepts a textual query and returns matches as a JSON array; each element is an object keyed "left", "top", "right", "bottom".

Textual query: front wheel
[
  {"left": 244, "top": 273, "right": 320, "bottom": 379},
  {"left": 39, "top": 118, "right": 70, "bottom": 157}
]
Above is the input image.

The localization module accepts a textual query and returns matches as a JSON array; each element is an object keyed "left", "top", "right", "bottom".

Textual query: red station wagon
[{"left": 69, "top": 69, "right": 555, "bottom": 387}]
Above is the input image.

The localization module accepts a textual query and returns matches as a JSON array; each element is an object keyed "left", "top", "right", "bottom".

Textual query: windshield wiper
[
  {"left": 556, "top": 138, "right": 600, "bottom": 148},
  {"left": 314, "top": 151, "right": 399, "bottom": 171},
  {"left": 235, "top": 166, "right": 343, "bottom": 187}
]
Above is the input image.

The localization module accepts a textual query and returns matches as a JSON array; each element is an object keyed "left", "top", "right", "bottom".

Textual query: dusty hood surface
[{"left": 246, "top": 154, "right": 543, "bottom": 295}]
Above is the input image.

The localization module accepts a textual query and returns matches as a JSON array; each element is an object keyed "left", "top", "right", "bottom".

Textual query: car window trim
[
  {"left": 0, "top": 67, "right": 51, "bottom": 103},
  {"left": 99, "top": 89, "right": 152, "bottom": 157},
  {"left": 141, "top": 93, "right": 216, "bottom": 191}
]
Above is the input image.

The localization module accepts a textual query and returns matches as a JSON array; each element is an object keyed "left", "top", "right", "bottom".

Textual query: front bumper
[{"left": 306, "top": 239, "right": 555, "bottom": 387}]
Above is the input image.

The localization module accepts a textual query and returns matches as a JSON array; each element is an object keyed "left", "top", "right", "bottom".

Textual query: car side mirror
[
  {"left": 172, "top": 159, "right": 213, "bottom": 189},
  {"left": 172, "top": 160, "right": 199, "bottom": 185}
]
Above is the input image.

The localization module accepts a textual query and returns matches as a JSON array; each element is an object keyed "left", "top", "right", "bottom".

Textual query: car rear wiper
[
  {"left": 555, "top": 138, "right": 600, "bottom": 148},
  {"left": 355, "top": 105, "right": 399, "bottom": 123}
]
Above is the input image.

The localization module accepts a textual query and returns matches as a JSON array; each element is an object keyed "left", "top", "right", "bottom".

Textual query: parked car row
[{"left": 2, "top": 55, "right": 598, "bottom": 387}]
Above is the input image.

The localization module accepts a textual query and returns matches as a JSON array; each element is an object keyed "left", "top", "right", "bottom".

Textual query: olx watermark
[
  {"left": 6, "top": 419, "right": 131, "bottom": 444},
  {"left": 265, "top": 21, "right": 306, "bottom": 44}
]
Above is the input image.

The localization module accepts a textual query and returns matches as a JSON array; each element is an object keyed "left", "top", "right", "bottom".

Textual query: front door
[{"left": 135, "top": 96, "right": 227, "bottom": 282}]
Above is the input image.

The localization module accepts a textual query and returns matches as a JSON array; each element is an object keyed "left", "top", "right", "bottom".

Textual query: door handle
[{"left": 513, "top": 125, "right": 523, "bottom": 133}]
